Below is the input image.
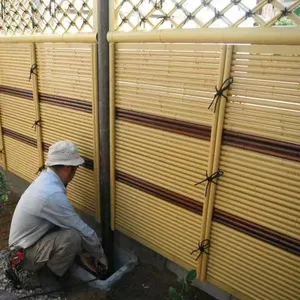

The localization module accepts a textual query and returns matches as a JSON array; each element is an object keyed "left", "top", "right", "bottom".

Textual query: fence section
[
  {"left": 204, "top": 44, "right": 300, "bottom": 300},
  {"left": 109, "top": 32, "right": 300, "bottom": 300},
  {"left": 0, "top": 38, "right": 100, "bottom": 218},
  {"left": 0, "top": 43, "right": 39, "bottom": 181},
  {"left": 111, "top": 42, "right": 226, "bottom": 269}
]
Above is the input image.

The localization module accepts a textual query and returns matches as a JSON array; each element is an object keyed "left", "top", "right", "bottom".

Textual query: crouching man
[{"left": 8, "top": 141, "right": 107, "bottom": 283}]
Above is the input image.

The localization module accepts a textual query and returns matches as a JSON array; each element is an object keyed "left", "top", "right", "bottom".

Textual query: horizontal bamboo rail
[
  {"left": 0, "top": 33, "right": 97, "bottom": 43},
  {"left": 108, "top": 28, "right": 300, "bottom": 45}
]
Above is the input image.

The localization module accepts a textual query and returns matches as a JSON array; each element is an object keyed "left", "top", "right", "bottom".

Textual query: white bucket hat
[{"left": 45, "top": 141, "right": 85, "bottom": 167}]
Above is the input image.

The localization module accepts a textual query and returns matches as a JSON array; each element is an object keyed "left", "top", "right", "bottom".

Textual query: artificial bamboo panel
[
  {"left": 0, "top": 94, "right": 36, "bottom": 139},
  {"left": 36, "top": 43, "right": 93, "bottom": 102},
  {"left": 215, "top": 145, "right": 300, "bottom": 240},
  {"left": 207, "top": 223, "right": 300, "bottom": 300},
  {"left": 0, "top": 44, "right": 32, "bottom": 90},
  {"left": 115, "top": 120, "right": 209, "bottom": 203},
  {"left": 36, "top": 42, "right": 97, "bottom": 216},
  {"left": 67, "top": 167, "right": 96, "bottom": 216},
  {"left": 225, "top": 44, "right": 300, "bottom": 145},
  {"left": 4, "top": 137, "right": 39, "bottom": 182},
  {"left": 116, "top": 181, "right": 202, "bottom": 270},
  {"left": 40, "top": 104, "right": 94, "bottom": 158},
  {"left": 115, "top": 43, "right": 223, "bottom": 127}
]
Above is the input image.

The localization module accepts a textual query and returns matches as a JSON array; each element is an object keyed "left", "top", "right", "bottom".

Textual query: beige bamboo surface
[
  {"left": 0, "top": 44, "right": 32, "bottom": 90},
  {"left": 0, "top": 94, "right": 36, "bottom": 138},
  {"left": 108, "top": 28, "right": 300, "bottom": 45},
  {"left": 207, "top": 223, "right": 300, "bottom": 300},
  {"left": 225, "top": 44, "right": 300, "bottom": 145},
  {"left": 0, "top": 106, "right": 6, "bottom": 169},
  {"left": 115, "top": 43, "right": 221, "bottom": 126},
  {"left": 30, "top": 43, "right": 44, "bottom": 169},
  {"left": 200, "top": 46, "right": 234, "bottom": 281},
  {"left": 204, "top": 44, "right": 300, "bottom": 299},
  {"left": 197, "top": 45, "right": 227, "bottom": 278},
  {"left": 4, "top": 136, "right": 39, "bottom": 182},
  {"left": 0, "top": 33, "right": 97, "bottom": 44},
  {"left": 116, "top": 120, "right": 209, "bottom": 201},
  {"left": 116, "top": 181, "right": 202, "bottom": 269},
  {"left": 36, "top": 44, "right": 93, "bottom": 102},
  {"left": 110, "top": 42, "right": 116, "bottom": 230},
  {"left": 92, "top": 44, "right": 101, "bottom": 222}
]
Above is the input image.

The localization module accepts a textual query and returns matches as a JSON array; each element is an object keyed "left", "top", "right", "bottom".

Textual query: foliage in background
[
  {"left": 168, "top": 270, "right": 197, "bottom": 300},
  {"left": 275, "top": 16, "right": 296, "bottom": 27},
  {"left": 0, "top": 171, "right": 9, "bottom": 213}
]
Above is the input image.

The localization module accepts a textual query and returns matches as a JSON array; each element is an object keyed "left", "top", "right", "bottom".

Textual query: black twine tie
[
  {"left": 195, "top": 170, "right": 224, "bottom": 197},
  {"left": 32, "top": 120, "right": 41, "bottom": 130},
  {"left": 36, "top": 165, "right": 45, "bottom": 175},
  {"left": 190, "top": 239, "right": 210, "bottom": 260},
  {"left": 208, "top": 77, "right": 233, "bottom": 113},
  {"left": 28, "top": 64, "right": 37, "bottom": 81}
]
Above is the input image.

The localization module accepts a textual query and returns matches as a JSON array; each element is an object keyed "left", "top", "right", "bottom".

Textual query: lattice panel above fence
[
  {"left": 0, "top": 0, "right": 93, "bottom": 35},
  {"left": 115, "top": 0, "right": 300, "bottom": 31}
]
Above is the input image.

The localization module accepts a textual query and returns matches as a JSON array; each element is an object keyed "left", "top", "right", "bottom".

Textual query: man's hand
[{"left": 95, "top": 253, "right": 108, "bottom": 274}]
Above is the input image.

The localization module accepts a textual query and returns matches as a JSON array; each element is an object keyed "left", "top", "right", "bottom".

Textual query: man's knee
[{"left": 58, "top": 229, "right": 82, "bottom": 254}]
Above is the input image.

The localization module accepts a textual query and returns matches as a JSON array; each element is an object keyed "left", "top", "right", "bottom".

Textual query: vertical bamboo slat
[
  {"left": 92, "top": 44, "right": 101, "bottom": 222},
  {"left": 0, "top": 110, "right": 7, "bottom": 170},
  {"left": 109, "top": 42, "right": 116, "bottom": 230},
  {"left": 197, "top": 45, "right": 227, "bottom": 278},
  {"left": 30, "top": 43, "right": 44, "bottom": 170},
  {"left": 200, "top": 45, "right": 234, "bottom": 281}
]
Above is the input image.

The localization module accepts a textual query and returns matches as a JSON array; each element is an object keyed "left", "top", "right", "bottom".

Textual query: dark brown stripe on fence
[
  {"left": 2, "top": 127, "right": 37, "bottom": 147},
  {"left": 116, "top": 170, "right": 203, "bottom": 215},
  {"left": 0, "top": 85, "right": 33, "bottom": 100},
  {"left": 223, "top": 130, "right": 300, "bottom": 162},
  {"left": 116, "top": 108, "right": 211, "bottom": 141},
  {"left": 43, "top": 142, "right": 94, "bottom": 170},
  {"left": 213, "top": 208, "right": 300, "bottom": 256},
  {"left": 39, "top": 93, "right": 92, "bottom": 113}
]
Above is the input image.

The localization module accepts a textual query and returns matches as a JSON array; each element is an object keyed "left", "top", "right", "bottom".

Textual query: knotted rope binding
[
  {"left": 28, "top": 64, "right": 37, "bottom": 81},
  {"left": 191, "top": 239, "right": 211, "bottom": 260},
  {"left": 195, "top": 170, "right": 224, "bottom": 197},
  {"left": 208, "top": 77, "right": 233, "bottom": 113}
]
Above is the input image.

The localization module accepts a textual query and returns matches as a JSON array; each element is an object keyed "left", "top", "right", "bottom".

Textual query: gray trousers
[{"left": 23, "top": 228, "right": 82, "bottom": 276}]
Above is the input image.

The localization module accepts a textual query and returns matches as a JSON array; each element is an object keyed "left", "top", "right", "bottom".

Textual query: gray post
[{"left": 97, "top": 0, "right": 114, "bottom": 273}]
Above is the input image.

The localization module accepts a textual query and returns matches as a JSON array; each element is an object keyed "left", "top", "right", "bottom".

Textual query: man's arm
[{"left": 41, "top": 192, "right": 104, "bottom": 259}]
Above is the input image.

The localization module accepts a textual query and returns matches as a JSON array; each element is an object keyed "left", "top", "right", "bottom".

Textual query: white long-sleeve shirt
[{"left": 9, "top": 168, "right": 103, "bottom": 259}]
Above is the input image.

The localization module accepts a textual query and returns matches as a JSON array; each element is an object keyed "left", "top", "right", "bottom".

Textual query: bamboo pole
[
  {"left": 200, "top": 46, "right": 233, "bottom": 281},
  {"left": 0, "top": 33, "right": 97, "bottom": 44},
  {"left": 92, "top": 44, "right": 101, "bottom": 222},
  {"left": 93, "top": 0, "right": 98, "bottom": 31},
  {"left": 30, "top": 43, "right": 44, "bottom": 170},
  {"left": 197, "top": 45, "right": 227, "bottom": 279},
  {"left": 107, "top": 28, "right": 300, "bottom": 45},
  {"left": 109, "top": 42, "right": 116, "bottom": 230},
  {"left": 0, "top": 107, "right": 7, "bottom": 170}
]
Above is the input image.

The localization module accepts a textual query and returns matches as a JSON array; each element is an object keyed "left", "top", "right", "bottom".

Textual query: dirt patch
[{"left": 107, "top": 264, "right": 215, "bottom": 300}]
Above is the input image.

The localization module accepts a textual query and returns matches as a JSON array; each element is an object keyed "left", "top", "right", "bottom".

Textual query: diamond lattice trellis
[
  {"left": 0, "top": 0, "right": 94, "bottom": 35},
  {"left": 114, "top": 0, "right": 300, "bottom": 31}
]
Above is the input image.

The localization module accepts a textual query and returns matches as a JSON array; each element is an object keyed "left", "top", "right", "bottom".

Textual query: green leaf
[
  {"left": 186, "top": 270, "right": 197, "bottom": 282},
  {"left": 1, "top": 194, "right": 8, "bottom": 203},
  {"left": 169, "top": 287, "right": 178, "bottom": 298}
]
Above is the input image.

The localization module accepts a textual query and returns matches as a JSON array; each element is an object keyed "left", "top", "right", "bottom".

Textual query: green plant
[
  {"left": 275, "top": 16, "right": 296, "bottom": 27},
  {"left": 0, "top": 171, "right": 9, "bottom": 212},
  {"left": 168, "top": 270, "right": 197, "bottom": 300}
]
